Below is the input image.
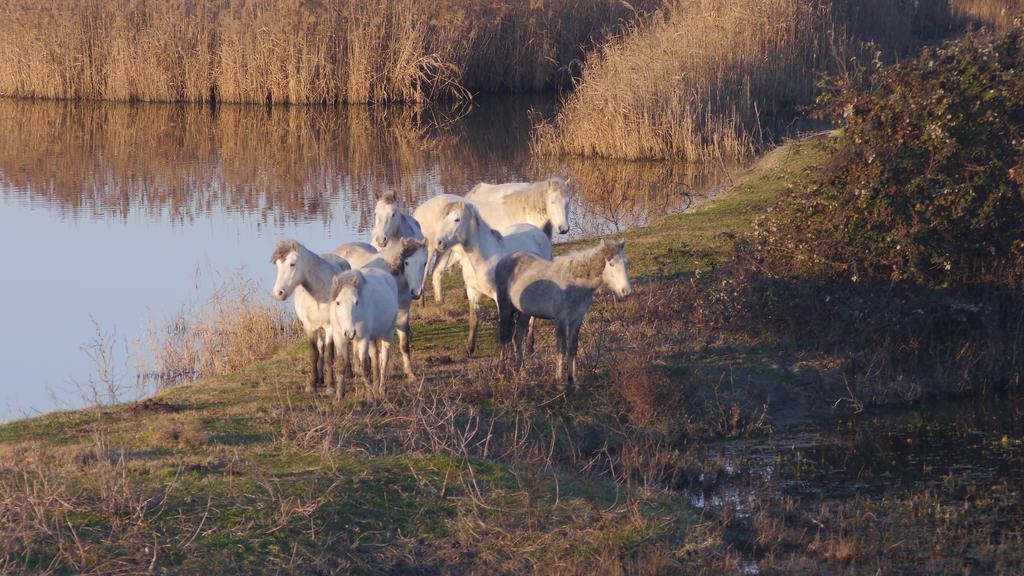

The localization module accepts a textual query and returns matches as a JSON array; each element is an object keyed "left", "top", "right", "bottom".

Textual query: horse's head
[
  {"left": 546, "top": 177, "right": 571, "bottom": 235},
  {"left": 270, "top": 239, "right": 302, "bottom": 301},
  {"left": 600, "top": 240, "right": 632, "bottom": 298},
  {"left": 399, "top": 238, "right": 428, "bottom": 300},
  {"left": 330, "top": 271, "right": 365, "bottom": 340},
  {"left": 372, "top": 193, "right": 400, "bottom": 248},
  {"left": 435, "top": 201, "right": 472, "bottom": 254}
]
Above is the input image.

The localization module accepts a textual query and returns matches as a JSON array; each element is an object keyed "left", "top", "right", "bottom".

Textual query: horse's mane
[
  {"left": 563, "top": 240, "right": 621, "bottom": 280},
  {"left": 330, "top": 270, "right": 364, "bottom": 300},
  {"left": 501, "top": 178, "right": 565, "bottom": 218},
  {"left": 271, "top": 239, "right": 299, "bottom": 263},
  {"left": 381, "top": 238, "right": 425, "bottom": 271},
  {"left": 444, "top": 201, "right": 502, "bottom": 242}
]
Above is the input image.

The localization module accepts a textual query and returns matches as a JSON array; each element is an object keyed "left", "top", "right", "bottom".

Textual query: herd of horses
[{"left": 270, "top": 177, "right": 633, "bottom": 401}]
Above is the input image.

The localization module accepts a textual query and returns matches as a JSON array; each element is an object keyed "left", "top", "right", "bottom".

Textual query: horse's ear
[
  {"left": 402, "top": 237, "right": 424, "bottom": 251},
  {"left": 331, "top": 276, "right": 343, "bottom": 299},
  {"left": 600, "top": 239, "right": 620, "bottom": 260},
  {"left": 616, "top": 240, "right": 625, "bottom": 253},
  {"left": 352, "top": 272, "right": 364, "bottom": 288}
]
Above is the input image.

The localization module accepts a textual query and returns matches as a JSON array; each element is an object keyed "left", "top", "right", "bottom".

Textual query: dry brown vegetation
[
  {"left": 1, "top": 134, "right": 1021, "bottom": 572},
  {"left": 532, "top": 0, "right": 1019, "bottom": 163},
  {"left": 0, "top": 0, "right": 654, "bottom": 104},
  {"left": 955, "top": 0, "right": 1024, "bottom": 29},
  {"left": 139, "top": 272, "right": 298, "bottom": 388}
]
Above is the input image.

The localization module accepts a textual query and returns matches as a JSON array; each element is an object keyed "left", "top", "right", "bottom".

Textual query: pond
[{"left": 0, "top": 96, "right": 726, "bottom": 420}]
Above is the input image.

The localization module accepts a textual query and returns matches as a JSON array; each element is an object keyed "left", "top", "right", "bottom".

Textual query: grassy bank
[
  {"left": 3, "top": 129, "right": 1019, "bottom": 572},
  {"left": 0, "top": 0, "right": 654, "bottom": 105},
  {"left": 0, "top": 134, "right": 828, "bottom": 573}
]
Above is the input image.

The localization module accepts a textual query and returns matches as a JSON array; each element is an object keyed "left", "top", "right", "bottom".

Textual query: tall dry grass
[
  {"left": 139, "top": 272, "right": 298, "bottom": 388},
  {"left": 532, "top": 0, "right": 851, "bottom": 162},
  {"left": 0, "top": 0, "right": 654, "bottom": 104},
  {"left": 953, "top": 0, "right": 1024, "bottom": 30},
  {"left": 532, "top": 0, "right": 992, "bottom": 163}
]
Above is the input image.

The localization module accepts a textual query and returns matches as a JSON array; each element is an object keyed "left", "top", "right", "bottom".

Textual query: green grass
[{"left": 0, "top": 133, "right": 831, "bottom": 573}]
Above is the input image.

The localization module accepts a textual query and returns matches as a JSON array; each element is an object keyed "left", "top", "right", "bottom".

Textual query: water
[
  {"left": 0, "top": 96, "right": 726, "bottom": 420},
  {"left": 692, "top": 390, "right": 1024, "bottom": 570}
]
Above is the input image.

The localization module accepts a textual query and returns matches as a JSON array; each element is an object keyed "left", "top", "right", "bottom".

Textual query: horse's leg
[
  {"left": 369, "top": 339, "right": 381, "bottom": 401},
  {"left": 325, "top": 333, "right": 336, "bottom": 393},
  {"left": 465, "top": 288, "right": 482, "bottom": 357},
  {"left": 396, "top": 308, "right": 415, "bottom": 381},
  {"left": 306, "top": 335, "right": 320, "bottom": 392},
  {"left": 566, "top": 320, "right": 582, "bottom": 394},
  {"left": 554, "top": 321, "right": 568, "bottom": 389},
  {"left": 513, "top": 312, "right": 531, "bottom": 365},
  {"left": 378, "top": 337, "right": 392, "bottom": 400},
  {"left": 334, "top": 338, "right": 348, "bottom": 401},
  {"left": 432, "top": 251, "right": 449, "bottom": 304},
  {"left": 341, "top": 338, "right": 354, "bottom": 378},
  {"left": 314, "top": 334, "right": 323, "bottom": 387},
  {"left": 497, "top": 302, "right": 515, "bottom": 365},
  {"left": 357, "top": 338, "right": 372, "bottom": 398},
  {"left": 525, "top": 316, "right": 537, "bottom": 355}
]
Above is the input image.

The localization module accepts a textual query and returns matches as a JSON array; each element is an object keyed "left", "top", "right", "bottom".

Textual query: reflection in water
[
  {"left": 694, "top": 391, "right": 1024, "bottom": 541},
  {"left": 0, "top": 96, "right": 726, "bottom": 419},
  {"left": 0, "top": 97, "right": 726, "bottom": 235}
]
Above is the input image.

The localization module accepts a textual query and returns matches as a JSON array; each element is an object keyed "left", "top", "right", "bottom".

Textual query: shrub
[{"left": 760, "top": 26, "right": 1024, "bottom": 289}]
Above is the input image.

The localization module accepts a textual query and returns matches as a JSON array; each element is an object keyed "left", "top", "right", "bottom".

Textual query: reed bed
[
  {"left": 954, "top": 0, "right": 1024, "bottom": 30},
  {"left": 139, "top": 272, "right": 298, "bottom": 388},
  {"left": 0, "top": 0, "right": 653, "bottom": 104},
  {"left": 532, "top": 0, "right": 994, "bottom": 163}
]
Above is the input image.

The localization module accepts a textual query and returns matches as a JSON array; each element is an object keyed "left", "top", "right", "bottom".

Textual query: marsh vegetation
[{"left": 0, "top": 2, "right": 1022, "bottom": 573}]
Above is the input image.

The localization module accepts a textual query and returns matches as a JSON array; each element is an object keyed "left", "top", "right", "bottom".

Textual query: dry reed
[
  {"left": 0, "top": 0, "right": 654, "bottom": 104},
  {"left": 139, "top": 271, "right": 297, "bottom": 388},
  {"left": 953, "top": 0, "right": 1024, "bottom": 30},
  {"left": 532, "top": 0, "right": 1008, "bottom": 163},
  {"left": 532, "top": 0, "right": 855, "bottom": 163}
]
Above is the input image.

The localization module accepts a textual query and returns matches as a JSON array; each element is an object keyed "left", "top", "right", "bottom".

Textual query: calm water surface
[
  {"left": 694, "top": 390, "right": 1024, "bottom": 572},
  {"left": 0, "top": 96, "right": 724, "bottom": 419}
]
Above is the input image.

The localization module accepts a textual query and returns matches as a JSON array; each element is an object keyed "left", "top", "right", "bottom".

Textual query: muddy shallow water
[
  {"left": 0, "top": 96, "right": 726, "bottom": 419},
  {"left": 694, "top": 390, "right": 1024, "bottom": 572}
]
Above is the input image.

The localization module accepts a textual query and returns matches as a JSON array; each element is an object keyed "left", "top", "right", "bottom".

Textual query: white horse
[
  {"left": 412, "top": 193, "right": 466, "bottom": 304},
  {"left": 330, "top": 268, "right": 399, "bottom": 401},
  {"left": 466, "top": 176, "right": 572, "bottom": 238},
  {"left": 496, "top": 240, "right": 632, "bottom": 391},
  {"left": 334, "top": 238, "right": 427, "bottom": 380},
  {"left": 434, "top": 201, "right": 552, "bottom": 355},
  {"left": 371, "top": 193, "right": 424, "bottom": 249},
  {"left": 271, "top": 239, "right": 351, "bottom": 392}
]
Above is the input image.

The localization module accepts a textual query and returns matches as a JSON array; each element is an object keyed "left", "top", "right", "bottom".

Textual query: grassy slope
[{"left": 0, "top": 134, "right": 830, "bottom": 573}]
